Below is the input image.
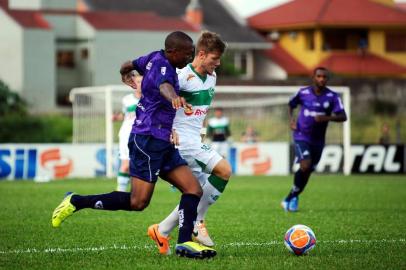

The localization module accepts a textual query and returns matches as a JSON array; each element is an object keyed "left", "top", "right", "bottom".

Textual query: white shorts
[
  {"left": 118, "top": 125, "right": 132, "bottom": 160},
  {"left": 179, "top": 143, "right": 223, "bottom": 186},
  {"left": 210, "top": 141, "right": 229, "bottom": 159}
]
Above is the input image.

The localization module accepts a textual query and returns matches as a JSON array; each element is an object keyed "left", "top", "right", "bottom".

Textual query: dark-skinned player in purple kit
[
  {"left": 51, "top": 31, "right": 216, "bottom": 259},
  {"left": 281, "top": 67, "right": 347, "bottom": 212}
]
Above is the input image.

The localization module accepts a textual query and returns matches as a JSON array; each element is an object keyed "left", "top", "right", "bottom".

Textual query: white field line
[{"left": 0, "top": 239, "right": 404, "bottom": 255}]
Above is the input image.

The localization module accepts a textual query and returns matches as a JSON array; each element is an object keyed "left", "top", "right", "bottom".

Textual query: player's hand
[
  {"left": 171, "top": 96, "right": 192, "bottom": 112},
  {"left": 170, "top": 129, "right": 180, "bottom": 146},
  {"left": 314, "top": 115, "right": 330, "bottom": 122},
  {"left": 290, "top": 119, "right": 297, "bottom": 130},
  {"left": 122, "top": 72, "right": 137, "bottom": 89}
]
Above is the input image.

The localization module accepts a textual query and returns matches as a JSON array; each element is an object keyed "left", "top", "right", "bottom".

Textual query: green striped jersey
[{"left": 174, "top": 64, "right": 216, "bottom": 147}]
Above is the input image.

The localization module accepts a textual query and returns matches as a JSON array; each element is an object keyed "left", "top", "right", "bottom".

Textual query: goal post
[
  {"left": 213, "top": 86, "right": 351, "bottom": 175},
  {"left": 69, "top": 85, "right": 351, "bottom": 177}
]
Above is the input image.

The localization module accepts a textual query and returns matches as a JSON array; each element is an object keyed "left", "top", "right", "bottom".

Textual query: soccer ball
[{"left": 284, "top": 224, "right": 316, "bottom": 255}]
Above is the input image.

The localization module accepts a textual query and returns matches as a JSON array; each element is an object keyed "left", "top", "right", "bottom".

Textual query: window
[
  {"left": 57, "top": 50, "right": 75, "bottom": 68},
  {"left": 386, "top": 32, "right": 406, "bottom": 52},
  {"left": 304, "top": 30, "right": 315, "bottom": 50}
]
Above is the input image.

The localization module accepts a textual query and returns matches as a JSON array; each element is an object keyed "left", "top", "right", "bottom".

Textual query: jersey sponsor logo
[
  {"left": 146, "top": 62, "right": 152, "bottom": 70},
  {"left": 161, "top": 66, "right": 166, "bottom": 75},
  {"left": 137, "top": 102, "right": 145, "bottom": 111},
  {"left": 183, "top": 108, "right": 209, "bottom": 116},
  {"left": 303, "top": 109, "right": 326, "bottom": 117}
]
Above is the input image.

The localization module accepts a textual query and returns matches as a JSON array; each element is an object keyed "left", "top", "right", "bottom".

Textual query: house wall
[
  {"left": 22, "top": 29, "right": 55, "bottom": 112},
  {"left": 369, "top": 29, "right": 406, "bottom": 68},
  {"left": 0, "top": 9, "right": 23, "bottom": 92},
  {"left": 278, "top": 29, "right": 329, "bottom": 69},
  {"left": 92, "top": 31, "right": 199, "bottom": 85},
  {"left": 9, "top": 0, "right": 76, "bottom": 10}
]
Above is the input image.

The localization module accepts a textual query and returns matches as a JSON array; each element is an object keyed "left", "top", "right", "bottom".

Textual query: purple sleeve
[
  {"left": 132, "top": 54, "right": 151, "bottom": 75},
  {"left": 288, "top": 91, "right": 301, "bottom": 108},
  {"left": 332, "top": 94, "right": 345, "bottom": 114},
  {"left": 153, "top": 61, "right": 175, "bottom": 90}
]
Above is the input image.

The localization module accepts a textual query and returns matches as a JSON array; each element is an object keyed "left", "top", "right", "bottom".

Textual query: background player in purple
[
  {"left": 281, "top": 67, "right": 347, "bottom": 212},
  {"left": 51, "top": 31, "right": 216, "bottom": 259}
]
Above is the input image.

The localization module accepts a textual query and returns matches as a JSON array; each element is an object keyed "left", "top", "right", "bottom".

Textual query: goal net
[{"left": 70, "top": 85, "right": 351, "bottom": 177}]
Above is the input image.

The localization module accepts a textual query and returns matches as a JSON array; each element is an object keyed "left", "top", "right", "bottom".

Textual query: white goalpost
[{"left": 69, "top": 85, "right": 351, "bottom": 177}]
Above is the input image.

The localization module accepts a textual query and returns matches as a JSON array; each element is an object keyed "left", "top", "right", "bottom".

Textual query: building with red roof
[
  {"left": 248, "top": 0, "right": 406, "bottom": 77},
  {"left": 0, "top": 0, "right": 200, "bottom": 111}
]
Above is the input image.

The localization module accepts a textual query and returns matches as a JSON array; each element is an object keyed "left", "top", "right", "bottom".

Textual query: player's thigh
[
  {"left": 128, "top": 134, "right": 169, "bottom": 183},
  {"left": 294, "top": 141, "right": 313, "bottom": 171},
  {"left": 310, "top": 145, "right": 324, "bottom": 168},
  {"left": 180, "top": 143, "right": 223, "bottom": 175}
]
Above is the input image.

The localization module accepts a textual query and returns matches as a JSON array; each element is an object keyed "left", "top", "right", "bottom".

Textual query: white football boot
[{"left": 192, "top": 220, "right": 215, "bottom": 247}]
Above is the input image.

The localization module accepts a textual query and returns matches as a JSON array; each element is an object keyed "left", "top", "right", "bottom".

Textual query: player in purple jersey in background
[
  {"left": 281, "top": 67, "right": 347, "bottom": 212},
  {"left": 51, "top": 31, "right": 216, "bottom": 259}
]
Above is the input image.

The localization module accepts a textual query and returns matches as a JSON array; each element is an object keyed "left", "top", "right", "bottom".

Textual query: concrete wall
[
  {"left": 92, "top": 31, "right": 199, "bottom": 85},
  {"left": 22, "top": 29, "right": 56, "bottom": 112},
  {"left": 0, "top": 9, "right": 23, "bottom": 92}
]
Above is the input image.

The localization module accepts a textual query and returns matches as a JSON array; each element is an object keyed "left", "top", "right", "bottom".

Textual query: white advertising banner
[
  {"left": 0, "top": 144, "right": 118, "bottom": 180},
  {"left": 233, "top": 142, "right": 289, "bottom": 175}
]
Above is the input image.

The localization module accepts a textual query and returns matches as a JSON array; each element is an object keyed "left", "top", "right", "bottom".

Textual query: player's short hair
[
  {"left": 313, "top": 66, "right": 329, "bottom": 76},
  {"left": 196, "top": 31, "right": 226, "bottom": 54},
  {"left": 164, "top": 31, "right": 193, "bottom": 51}
]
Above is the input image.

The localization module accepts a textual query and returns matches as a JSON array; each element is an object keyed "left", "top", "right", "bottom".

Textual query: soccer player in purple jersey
[
  {"left": 281, "top": 67, "right": 347, "bottom": 212},
  {"left": 51, "top": 31, "right": 216, "bottom": 259}
]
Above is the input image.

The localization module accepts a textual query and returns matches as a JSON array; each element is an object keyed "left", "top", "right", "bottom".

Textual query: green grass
[{"left": 0, "top": 175, "right": 405, "bottom": 269}]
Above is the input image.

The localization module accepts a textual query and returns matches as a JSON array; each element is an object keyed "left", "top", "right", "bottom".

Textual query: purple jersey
[
  {"left": 131, "top": 50, "right": 179, "bottom": 141},
  {"left": 289, "top": 86, "right": 345, "bottom": 145}
]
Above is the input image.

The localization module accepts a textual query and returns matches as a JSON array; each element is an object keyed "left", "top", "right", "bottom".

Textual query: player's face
[
  {"left": 173, "top": 42, "right": 194, "bottom": 68},
  {"left": 200, "top": 51, "right": 222, "bottom": 75},
  {"left": 134, "top": 76, "right": 142, "bottom": 97},
  {"left": 313, "top": 69, "right": 329, "bottom": 88}
]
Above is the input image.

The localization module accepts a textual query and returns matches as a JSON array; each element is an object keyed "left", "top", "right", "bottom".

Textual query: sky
[{"left": 224, "top": 0, "right": 406, "bottom": 18}]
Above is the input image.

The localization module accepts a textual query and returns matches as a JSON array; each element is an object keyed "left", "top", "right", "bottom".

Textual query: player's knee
[
  {"left": 184, "top": 185, "right": 203, "bottom": 198},
  {"left": 216, "top": 164, "right": 232, "bottom": 180},
  {"left": 213, "top": 160, "right": 232, "bottom": 180},
  {"left": 300, "top": 164, "right": 312, "bottom": 173},
  {"left": 130, "top": 198, "right": 150, "bottom": 211}
]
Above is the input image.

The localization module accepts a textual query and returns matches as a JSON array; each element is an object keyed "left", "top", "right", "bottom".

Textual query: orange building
[{"left": 248, "top": 0, "right": 406, "bottom": 77}]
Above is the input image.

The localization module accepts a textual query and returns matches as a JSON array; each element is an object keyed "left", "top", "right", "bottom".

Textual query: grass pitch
[{"left": 0, "top": 175, "right": 405, "bottom": 270}]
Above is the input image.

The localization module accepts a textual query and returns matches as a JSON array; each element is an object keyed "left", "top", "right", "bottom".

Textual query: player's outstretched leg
[
  {"left": 51, "top": 192, "right": 76, "bottom": 227},
  {"left": 147, "top": 224, "right": 171, "bottom": 255},
  {"left": 175, "top": 241, "right": 216, "bottom": 259}
]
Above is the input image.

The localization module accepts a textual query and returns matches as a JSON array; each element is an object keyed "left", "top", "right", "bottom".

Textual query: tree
[{"left": 0, "top": 80, "right": 27, "bottom": 116}]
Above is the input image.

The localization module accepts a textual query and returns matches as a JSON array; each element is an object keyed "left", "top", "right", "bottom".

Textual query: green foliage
[
  {"left": 0, "top": 176, "right": 405, "bottom": 269},
  {"left": 0, "top": 114, "right": 72, "bottom": 143},
  {"left": 0, "top": 80, "right": 72, "bottom": 143},
  {"left": 217, "top": 53, "right": 244, "bottom": 77},
  {"left": 0, "top": 80, "right": 27, "bottom": 116}
]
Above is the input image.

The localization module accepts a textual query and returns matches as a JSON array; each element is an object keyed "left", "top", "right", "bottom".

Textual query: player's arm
[
  {"left": 288, "top": 106, "right": 297, "bottom": 130},
  {"left": 314, "top": 111, "right": 347, "bottom": 123},
  {"left": 120, "top": 61, "right": 137, "bottom": 89},
  {"left": 315, "top": 95, "right": 347, "bottom": 123},
  {"left": 159, "top": 82, "right": 191, "bottom": 110}
]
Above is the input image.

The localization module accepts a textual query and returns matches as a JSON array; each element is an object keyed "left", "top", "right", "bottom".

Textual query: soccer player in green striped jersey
[{"left": 148, "top": 31, "right": 231, "bottom": 255}]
